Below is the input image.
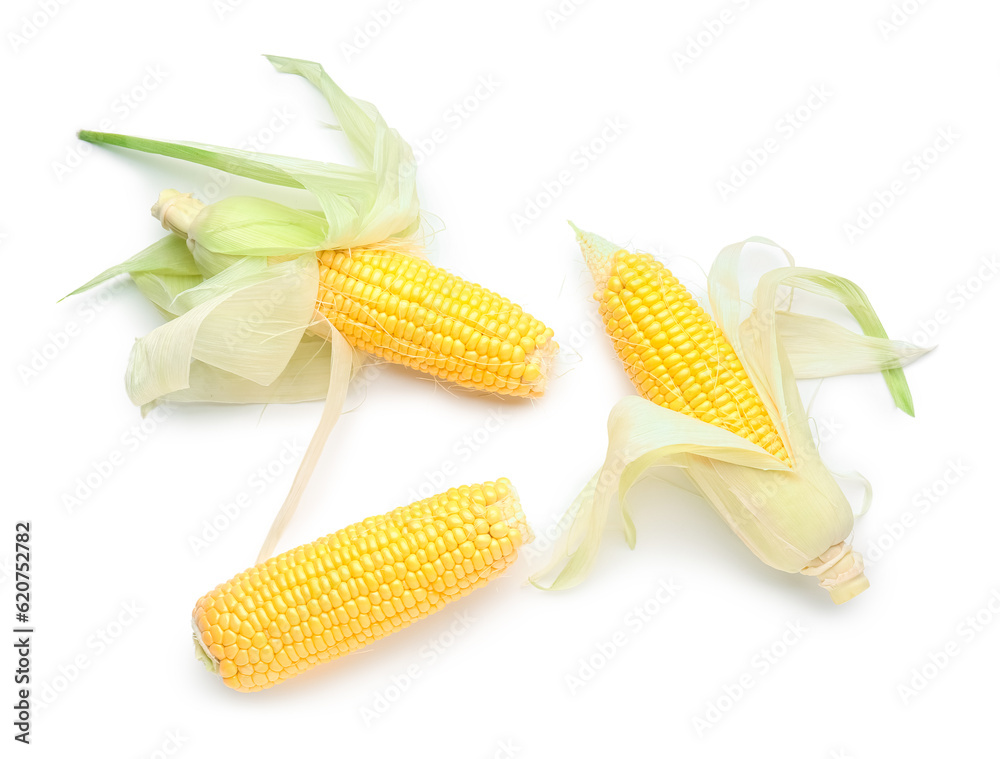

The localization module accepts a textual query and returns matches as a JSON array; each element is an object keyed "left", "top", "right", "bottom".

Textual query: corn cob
[
  {"left": 316, "top": 247, "right": 555, "bottom": 397},
  {"left": 154, "top": 191, "right": 557, "bottom": 397},
  {"left": 539, "top": 226, "right": 927, "bottom": 601},
  {"left": 576, "top": 226, "right": 789, "bottom": 463},
  {"left": 193, "top": 479, "right": 530, "bottom": 692}
]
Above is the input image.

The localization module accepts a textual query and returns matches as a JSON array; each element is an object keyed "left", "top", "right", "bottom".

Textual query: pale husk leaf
[
  {"left": 776, "top": 312, "right": 930, "bottom": 379},
  {"left": 146, "top": 335, "right": 337, "bottom": 406},
  {"left": 123, "top": 255, "right": 317, "bottom": 405},
  {"left": 65, "top": 234, "right": 199, "bottom": 299}
]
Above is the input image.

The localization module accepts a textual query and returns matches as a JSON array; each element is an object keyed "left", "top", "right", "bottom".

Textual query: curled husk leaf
[{"left": 532, "top": 229, "right": 928, "bottom": 603}]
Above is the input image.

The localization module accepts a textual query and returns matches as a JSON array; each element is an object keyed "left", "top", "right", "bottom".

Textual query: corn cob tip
[
  {"left": 193, "top": 625, "right": 220, "bottom": 674},
  {"left": 496, "top": 482, "right": 534, "bottom": 546},
  {"left": 571, "top": 225, "right": 621, "bottom": 293},
  {"left": 521, "top": 339, "right": 557, "bottom": 399},
  {"left": 802, "top": 542, "right": 869, "bottom": 604}
]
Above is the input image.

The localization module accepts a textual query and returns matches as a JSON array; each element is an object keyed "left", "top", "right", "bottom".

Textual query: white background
[{"left": 3, "top": 0, "right": 999, "bottom": 756}]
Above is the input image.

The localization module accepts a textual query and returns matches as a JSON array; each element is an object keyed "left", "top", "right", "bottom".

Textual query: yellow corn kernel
[
  {"left": 317, "top": 248, "right": 556, "bottom": 397},
  {"left": 192, "top": 479, "right": 532, "bottom": 692}
]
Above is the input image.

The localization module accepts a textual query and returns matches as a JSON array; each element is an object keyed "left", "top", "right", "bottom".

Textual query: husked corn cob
[
  {"left": 193, "top": 479, "right": 531, "bottom": 692},
  {"left": 317, "top": 247, "right": 556, "bottom": 397},
  {"left": 577, "top": 230, "right": 789, "bottom": 463}
]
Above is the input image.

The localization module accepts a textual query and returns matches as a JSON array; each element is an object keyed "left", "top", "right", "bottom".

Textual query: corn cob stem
[
  {"left": 801, "top": 542, "right": 869, "bottom": 604},
  {"left": 153, "top": 189, "right": 201, "bottom": 237}
]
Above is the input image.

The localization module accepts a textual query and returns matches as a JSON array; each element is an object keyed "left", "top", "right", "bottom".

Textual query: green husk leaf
[
  {"left": 78, "top": 56, "right": 420, "bottom": 256},
  {"left": 751, "top": 266, "right": 920, "bottom": 416},
  {"left": 64, "top": 234, "right": 199, "bottom": 299},
  {"left": 710, "top": 240, "right": 923, "bottom": 417},
  {"left": 186, "top": 197, "right": 330, "bottom": 277},
  {"left": 131, "top": 271, "right": 205, "bottom": 318},
  {"left": 77, "top": 129, "right": 371, "bottom": 193},
  {"left": 191, "top": 197, "right": 328, "bottom": 255},
  {"left": 264, "top": 55, "right": 421, "bottom": 245}
]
